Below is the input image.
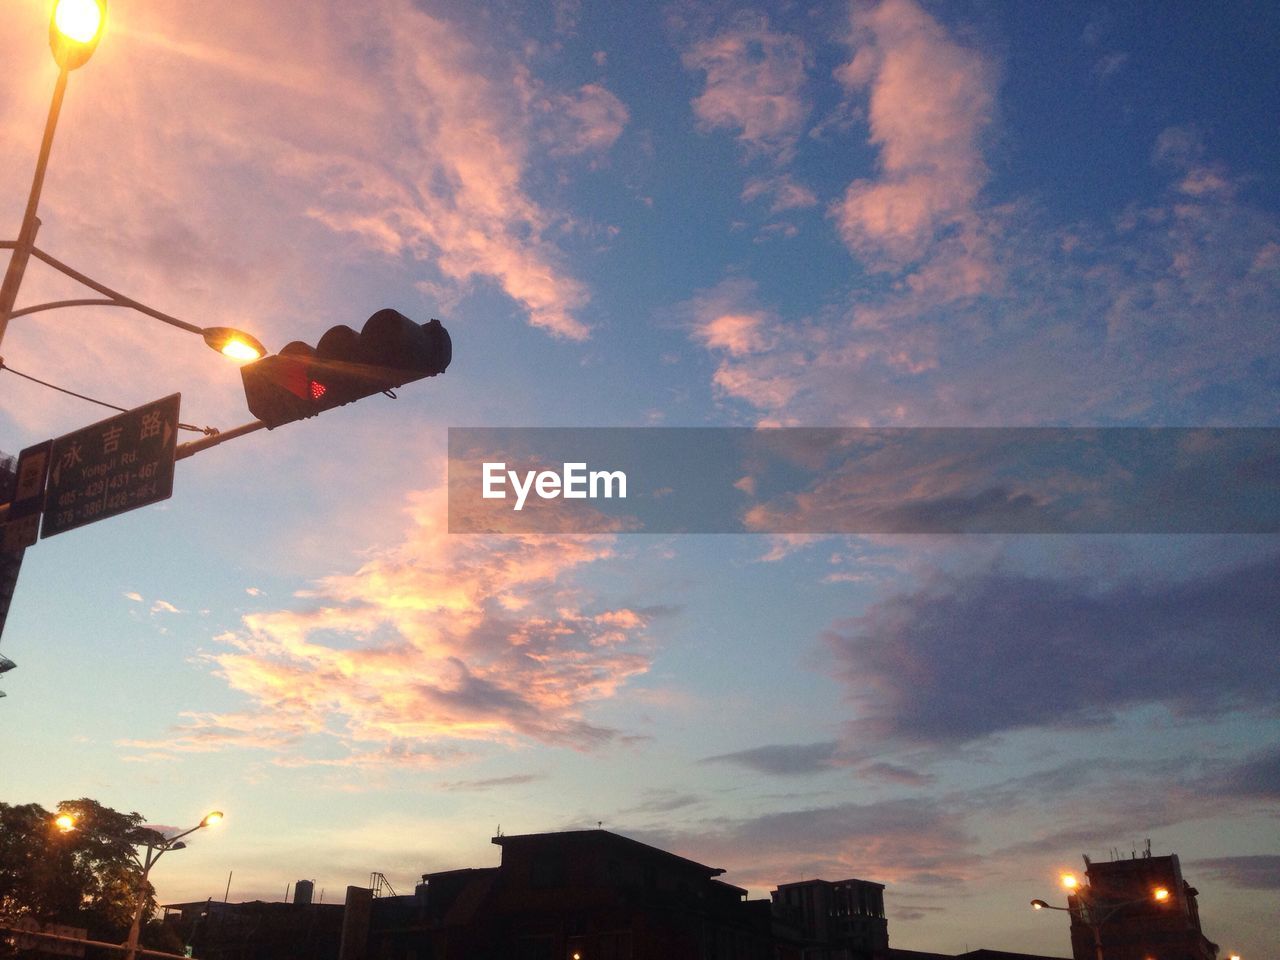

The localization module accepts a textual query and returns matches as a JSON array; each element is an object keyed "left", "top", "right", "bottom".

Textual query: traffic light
[{"left": 241, "top": 309, "right": 451, "bottom": 429}]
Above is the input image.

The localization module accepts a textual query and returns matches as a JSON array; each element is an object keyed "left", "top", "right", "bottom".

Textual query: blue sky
[{"left": 1, "top": 0, "right": 1277, "bottom": 956}]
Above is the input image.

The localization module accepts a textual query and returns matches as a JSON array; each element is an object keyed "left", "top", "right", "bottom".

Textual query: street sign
[
  {"left": 3, "top": 440, "right": 52, "bottom": 551},
  {"left": 41, "top": 394, "right": 180, "bottom": 539}
]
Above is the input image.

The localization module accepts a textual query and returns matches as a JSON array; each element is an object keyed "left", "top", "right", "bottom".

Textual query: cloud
[
  {"left": 539, "top": 83, "right": 630, "bottom": 158},
  {"left": 438, "top": 773, "right": 544, "bottom": 791},
  {"left": 856, "top": 761, "right": 935, "bottom": 786},
  {"left": 695, "top": 311, "right": 774, "bottom": 357},
  {"left": 984, "top": 748, "right": 1280, "bottom": 861},
  {"left": 1189, "top": 855, "right": 1280, "bottom": 890},
  {"left": 689, "top": 139, "right": 1280, "bottom": 426},
  {"left": 683, "top": 13, "right": 810, "bottom": 162},
  {"left": 134, "top": 485, "right": 652, "bottom": 766},
  {"left": 684, "top": 3, "right": 1189, "bottom": 429},
  {"left": 619, "top": 791, "right": 704, "bottom": 815},
  {"left": 702, "top": 741, "right": 841, "bottom": 776},
  {"left": 638, "top": 796, "right": 974, "bottom": 889},
  {"left": 826, "top": 552, "right": 1280, "bottom": 749},
  {"left": 832, "top": 0, "right": 996, "bottom": 277},
  {"left": 742, "top": 175, "right": 819, "bottom": 213},
  {"left": 285, "top": 3, "right": 596, "bottom": 340},
  {"left": 1219, "top": 744, "right": 1280, "bottom": 799}
]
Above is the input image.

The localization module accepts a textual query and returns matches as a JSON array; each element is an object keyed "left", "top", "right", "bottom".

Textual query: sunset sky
[{"left": 1, "top": 1, "right": 1277, "bottom": 956}]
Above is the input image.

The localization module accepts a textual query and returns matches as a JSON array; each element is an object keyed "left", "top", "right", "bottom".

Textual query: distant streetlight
[
  {"left": 1030, "top": 875, "right": 1172, "bottom": 960},
  {"left": 54, "top": 813, "right": 76, "bottom": 832},
  {"left": 123, "top": 811, "right": 224, "bottom": 960},
  {"left": 0, "top": 1, "right": 266, "bottom": 363}
]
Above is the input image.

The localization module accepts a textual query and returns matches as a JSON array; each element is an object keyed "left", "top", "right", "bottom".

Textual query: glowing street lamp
[
  {"left": 50, "top": 0, "right": 107, "bottom": 69},
  {"left": 1030, "top": 873, "right": 1173, "bottom": 960},
  {"left": 203, "top": 327, "right": 267, "bottom": 362},
  {"left": 54, "top": 813, "right": 76, "bottom": 832},
  {"left": 123, "top": 810, "right": 224, "bottom": 960}
]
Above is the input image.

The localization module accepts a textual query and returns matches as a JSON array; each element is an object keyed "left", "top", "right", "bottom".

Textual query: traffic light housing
[{"left": 241, "top": 309, "right": 451, "bottom": 428}]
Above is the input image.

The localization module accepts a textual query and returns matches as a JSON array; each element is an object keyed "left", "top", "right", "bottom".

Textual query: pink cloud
[
  {"left": 686, "top": 278, "right": 778, "bottom": 358},
  {"left": 540, "top": 83, "right": 630, "bottom": 158},
  {"left": 132, "top": 485, "right": 651, "bottom": 766},
  {"left": 742, "top": 174, "right": 819, "bottom": 213},
  {"left": 683, "top": 14, "right": 810, "bottom": 162},
  {"left": 832, "top": 0, "right": 995, "bottom": 275}
]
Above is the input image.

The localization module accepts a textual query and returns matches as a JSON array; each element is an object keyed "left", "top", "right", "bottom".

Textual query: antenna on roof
[{"left": 597, "top": 821, "right": 603, "bottom": 830}]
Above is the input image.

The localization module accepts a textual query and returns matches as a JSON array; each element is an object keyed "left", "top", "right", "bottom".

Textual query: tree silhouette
[{"left": 0, "top": 798, "right": 164, "bottom": 941}]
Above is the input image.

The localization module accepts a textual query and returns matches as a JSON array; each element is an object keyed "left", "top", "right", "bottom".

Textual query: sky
[{"left": 1, "top": 0, "right": 1277, "bottom": 956}]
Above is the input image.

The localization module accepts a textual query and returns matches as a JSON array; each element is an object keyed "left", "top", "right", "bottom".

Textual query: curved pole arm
[
  {"left": 6, "top": 297, "right": 121, "bottom": 319},
  {"left": 24, "top": 245, "right": 205, "bottom": 335}
]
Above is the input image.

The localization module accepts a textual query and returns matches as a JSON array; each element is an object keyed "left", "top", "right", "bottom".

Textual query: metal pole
[
  {"left": 125, "top": 844, "right": 161, "bottom": 960},
  {"left": 0, "top": 63, "right": 71, "bottom": 348},
  {"left": 175, "top": 420, "right": 267, "bottom": 460}
]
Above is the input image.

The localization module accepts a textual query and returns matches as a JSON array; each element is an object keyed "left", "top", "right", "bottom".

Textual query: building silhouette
[
  {"left": 770, "top": 878, "right": 888, "bottom": 960},
  {"left": 363, "top": 829, "right": 776, "bottom": 959},
  {"left": 1066, "top": 852, "right": 1217, "bottom": 960},
  {"left": 163, "top": 828, "right": 1075, "bottom": 960}
]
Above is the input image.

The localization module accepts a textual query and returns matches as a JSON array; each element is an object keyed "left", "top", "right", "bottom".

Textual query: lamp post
[
  {"left": 57, "top": 814, "right": 224, "bottom": 960},
  {"left": 1031, "top": 872, "right": 1171, "bottom": 960},
  {"left": 120, "top": 811, "right": 223, "bottom": 960},
  {"left": 0, "top": 1, "right": 265, "bottom": 361}
]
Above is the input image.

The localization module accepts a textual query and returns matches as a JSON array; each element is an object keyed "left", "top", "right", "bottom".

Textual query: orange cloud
[{"left": 131, "top": 486, "right": 651, "bottom": 766}]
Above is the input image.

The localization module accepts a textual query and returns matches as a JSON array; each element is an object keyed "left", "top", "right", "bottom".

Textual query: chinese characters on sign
[
  {"left": 41, "top": 394, "right": 180, "bottom": 539},
  {"left": 2, "top": 441, "right": 51, "bottom": 551}
]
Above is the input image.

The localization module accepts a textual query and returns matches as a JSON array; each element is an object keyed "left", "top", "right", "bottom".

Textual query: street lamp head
[
  {"left": 1153, "top": 887, "right": 1170, "bottom": 902},
  {"left": 201, "top": 811, "right": 224, "bottom": 828},
  {"left": 1030, "top": 899, "right": 1048, "bottom": 910},
  {"left": 202, "top": 328, "right": 267, "bottom": 362},
  {"left": 54, "top": 813, "right": 76, "bottom": 832},
  {"left": 50, "top": 0, "right": 107, "bottom": 70}
]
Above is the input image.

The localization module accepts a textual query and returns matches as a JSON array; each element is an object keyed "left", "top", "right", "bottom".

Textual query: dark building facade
[
  {"left": 159, "top": 831, "right": 1080, "bottom": 960},
  {"left": 1066, "top": 854, "right": 1217, "bottom": 960},
  {"left": 770, "top": 878, "right": 889, "bottom": 960},
  {"left": 360, "top": 829, "right": 776, "bottom": 960},
  {"left": 161, "top": 898, "right": 345, "bottom": 960}
]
